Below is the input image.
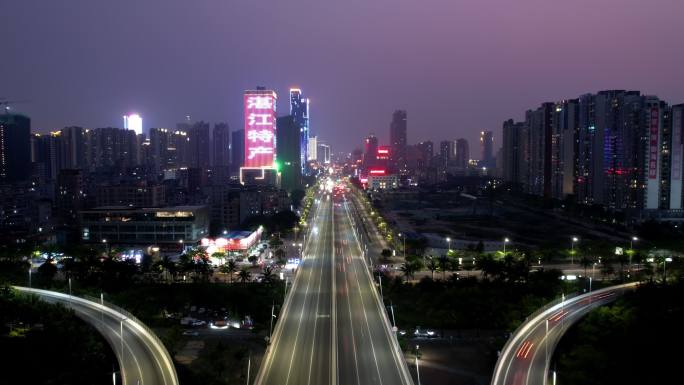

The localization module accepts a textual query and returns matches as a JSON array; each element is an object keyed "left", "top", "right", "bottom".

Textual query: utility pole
[{"left": 269, "top": 302, "right": 275, "bottom": 344}]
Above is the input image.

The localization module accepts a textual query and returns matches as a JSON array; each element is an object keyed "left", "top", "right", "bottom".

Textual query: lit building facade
[
  {"left": 123, "top": 113, "right": 143, "bottom": 135},
  {"left": 290, "top": 88, "right": 310, "bottom": 175}
]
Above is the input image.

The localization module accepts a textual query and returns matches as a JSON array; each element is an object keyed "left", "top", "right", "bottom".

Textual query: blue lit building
[{"left": 289, "top": 88, "right": 310, "bottom": 175}]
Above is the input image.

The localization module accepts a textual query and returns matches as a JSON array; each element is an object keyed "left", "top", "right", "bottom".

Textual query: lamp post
[
  {"left": 415, "top": 345, "right": 421, "bottom": 385},
  {"left": 664, "top": 257, "right": 673, "bottom": 283},
  {"left": 629, "top": 236, "right": 638, "bottom": 274},
  {"left": 503, "top": 238, "right": 510, "bottom": 255},
  {"left": 269, "top": 302, "right": 276, "bottom": 344},
  {"left": 398, "top": 233, "right": 406, "bottom": 259},
  {"left": 571, "top": 237, "right": 579, "bottom": 265},
  {"left": 28, "top": 267, "right": 32, "bottom": 288},
  {"left": 446, "top": 237, "right": 451, "bottom": 256}
]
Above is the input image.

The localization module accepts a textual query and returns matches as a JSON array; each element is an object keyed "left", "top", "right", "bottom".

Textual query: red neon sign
[{"left": 244, "top": 90, "right": 277, "bottom": 168}]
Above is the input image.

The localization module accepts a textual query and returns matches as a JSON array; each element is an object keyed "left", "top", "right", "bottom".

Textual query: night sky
[{"left": 2, "top": 0, "right": 684, "bottom": 154}]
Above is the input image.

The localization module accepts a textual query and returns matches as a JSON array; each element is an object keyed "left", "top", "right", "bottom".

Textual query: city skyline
[{"left": 4, "top": 0, "right": 684, "bottom": 152}]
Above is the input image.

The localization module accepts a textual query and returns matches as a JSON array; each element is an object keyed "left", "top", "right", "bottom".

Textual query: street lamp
[
  {"left": 571, "top": 237, "right": 579, "bottom": 265},
  {"left": 415, "top": 345, "right": 421, "bottom": 385},
  {"left": 446, "top": 237, "right": 451, "bottom": 256},
  {"left": 503, "top": 238, "right": 510, "bottom": 255},
  {"left": 398, "top": 233, "right": 406, "bottom": 259},
  {"left": 628, "top": 236, "right": 638, "bottom": 275},
  {"left": 664, "top": 257, "right": 673, "bottom": 283}
]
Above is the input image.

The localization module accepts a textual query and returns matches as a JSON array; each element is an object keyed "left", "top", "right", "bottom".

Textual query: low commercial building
[
  {"left": 200, "top": 227, "right": 263, "bottom": 255},
  {"left": 79, "top": 205, "right": 209, "bottom": 249},
  {"left": 368, "top": 174, "right": 398, "bottom": 190}
]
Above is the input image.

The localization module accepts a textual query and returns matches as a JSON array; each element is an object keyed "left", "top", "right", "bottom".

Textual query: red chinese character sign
[{"left": 244, "top": 91, "right": 277, "bottom": 168}]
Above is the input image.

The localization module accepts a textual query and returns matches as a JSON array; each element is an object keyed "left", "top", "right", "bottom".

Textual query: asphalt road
[
  {"left": 255, "top": 189, "right": 412, "bottom": 385},
  {"left": 14, "top": 286, "right": 178, "bottom": 385},
  {"left": 491, "top": 282, "right": 638, "bottom": 385}
]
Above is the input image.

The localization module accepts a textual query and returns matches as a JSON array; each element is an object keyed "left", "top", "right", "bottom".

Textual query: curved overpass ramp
[
  {"left": 14, "top": 286, "right": 178, "bottom": 385},
  {"left": 492, "top": 282, "right": 638, "bottom": 385}
]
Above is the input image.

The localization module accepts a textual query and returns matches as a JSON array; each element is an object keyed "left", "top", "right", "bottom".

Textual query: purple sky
[{"left": 2, "top": 0, "right": 684, "bottom": 155}]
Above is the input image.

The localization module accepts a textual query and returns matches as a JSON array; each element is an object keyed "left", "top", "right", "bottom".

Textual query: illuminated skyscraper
[
  {"left": 290, "top": 88, "right": 310, "bottom": 174},
  {"left": 307, "top": 136, "right": 318, "bottom": 162},
  {"left": 123, "top": 113, "right": 143, "bottom": 135}
]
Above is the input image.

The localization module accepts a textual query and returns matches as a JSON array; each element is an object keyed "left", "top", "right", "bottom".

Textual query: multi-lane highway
[
  {"left": 255, "top": 187, "right": 413, "bottom": 385},
  {"left": 14, "top": 286, "right": 179, "bottom": 385},
  {"left": 491, "top": 282, "right": 638, "bottom": 385}
]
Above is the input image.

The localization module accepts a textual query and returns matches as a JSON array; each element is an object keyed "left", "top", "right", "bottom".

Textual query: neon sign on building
[{"left": 244, "top": 90, "right": 277, "bottom": 168}]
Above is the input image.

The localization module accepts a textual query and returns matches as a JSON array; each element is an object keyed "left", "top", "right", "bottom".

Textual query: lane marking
[{"left": 282, "top": 197, "right": 326, "bottom": 385}]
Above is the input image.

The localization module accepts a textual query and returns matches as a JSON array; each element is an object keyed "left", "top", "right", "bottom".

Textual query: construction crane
[{"left": 0, "top": 98, "right": 30, "bottom": 113}]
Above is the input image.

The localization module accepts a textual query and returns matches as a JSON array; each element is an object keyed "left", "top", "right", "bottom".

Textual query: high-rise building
[
  {"left": 670, "top": 104, "right": 684, "bottom": 209},
  {"left": 212, "top": 123, "right": 230, "bottom": 168},
  {"left": 55, "top": 169, "right": 84, "bottom": 222},
  {"left": 290, "top": 89, "right": 310, "bottom": 175},
  {"left": 480, "top": 130, "right": 494, "bottom": 168},
  {"left": 363, "top": 134, "right": 378, "bottom": 170},
  {"left": 276, "top": 116, "right": 302, "bottom": 192},
  {"left": 317, "top": 143, "right": 331, "bottom": 165},
  {"left": 526, "top": 103, "right": 554, "bottom": 198},
  {"left": 231, "top": 129, "right": 245, "bottom": 174},
  {"left": 0, "top": 113, "right": 31, "bottom": 182},
  {"left": 307, "top": 136, "right": 318, "bottom": 162},
  {"left": 551, "top": 100, "right": 579, "bottom": 200},
  {"left": 502, "top": 119, "right": 527, "bottom": 187},
  {"left": 242, "top": 87, "right": 278, "bottom": 184},
  {"left": 188, "top": 121, "right": 210, "bottom": 169},
  {"left": 439, "top": 140, "right": 452, "bottom": 168},
  {"left": 60, "top": 126, "right": 86, "bottom": 169},
  {"left": 123, "top": 113, "right": 143, "bottom": 136},
  {"left": 501, "top": 89, "right": 681, "bottom": 212},
  {"left": 31, "top": 131, "right": 62, "bottom": 183},
  {"left": 84, "top": 127, "right": 138, "bottom": 172},
  {"left": 455, "top": 138, "right": 469, "bottom": 169},
  {"left": 390, "top": 110, "right": 407, "bottom": 173}
]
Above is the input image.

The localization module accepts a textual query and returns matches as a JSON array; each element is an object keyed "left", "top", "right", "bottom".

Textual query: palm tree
[
  {"left": 220, "top": 259, "right": 238, "bottom": 284},
  {"left": 261, "top": 265, "right": 275, "bottom": 284},
  {"left": 439, "top": 255, "right": 449, "bottom": 280},
  {"left": 400, "top": 262, "right": 415, "bottom": 282},
  {"left": 238, "top": 269, "right": 252, "bottom": 283},
  {"left": 426, "top": 258, "right": 438, "bottom": 280},
  {"left": 580, "top": 256, "right": 592, "bottom": 277},
  {"left": 158, "top": 255, "right": 176, "bottom": 282}
]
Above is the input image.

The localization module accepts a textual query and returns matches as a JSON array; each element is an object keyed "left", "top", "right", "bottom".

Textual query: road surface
[
  {"left": 255, "top": 189, "right": 412, "bottom": 385},
  {"left": 491, "top": 282, "right": 638, "bottom": 385},
  {"left": 14, "top": 286, "right": 178, "bottom": 385}
]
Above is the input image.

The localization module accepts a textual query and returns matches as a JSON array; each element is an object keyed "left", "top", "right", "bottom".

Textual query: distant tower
[
  {"left": 389, "top": 110, "right": 407, "bottom": 172},
  {"left": 480, "top": 130, "right": 494, "bottom": 167},
  {"left": 364, "top": 134, "right": 379, "bottom": 169},
  {"left": 455, "top": 138, "right": 469, "bottom": 169}
]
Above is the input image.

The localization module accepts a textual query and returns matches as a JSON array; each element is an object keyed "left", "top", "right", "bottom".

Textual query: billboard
[
  {"left": 244, "top": 90, "right": 277, "bottom": 168},
  {"left": 648, "top": 107, "right": 659, "bottom": 179}
]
